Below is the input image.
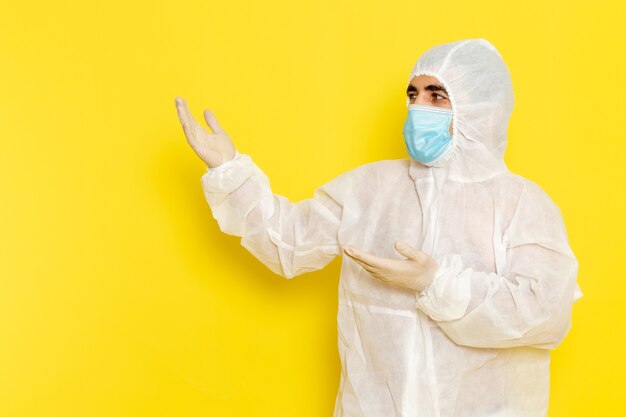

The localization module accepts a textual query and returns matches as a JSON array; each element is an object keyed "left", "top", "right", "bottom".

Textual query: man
[{"left": 175, "top": 38, "right": 583, "bottom": 417}]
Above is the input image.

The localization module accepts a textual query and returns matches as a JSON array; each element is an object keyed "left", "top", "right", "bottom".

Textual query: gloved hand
[
  {"left": 174, "top": 97, "right": 236, "bottom": 168},
  {"left": 342, "top": 241, "right": 439, "bottom": 293}
]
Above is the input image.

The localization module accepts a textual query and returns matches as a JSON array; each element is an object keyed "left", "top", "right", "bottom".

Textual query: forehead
[{"left": 409, "top": 74, "right": 443, "bottom": 87}]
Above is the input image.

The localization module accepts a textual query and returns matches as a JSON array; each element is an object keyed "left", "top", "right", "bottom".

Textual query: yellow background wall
[{"left": 1, "top": 0, "right": 624, "bottom": 416}]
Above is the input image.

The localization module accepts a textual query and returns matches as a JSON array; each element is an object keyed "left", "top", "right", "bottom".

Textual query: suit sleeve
[
  {"left": 200, "top": 152, "right": 352, "bottom": 279},
  {"left": 415, "top": 181, "right": 583, "bottom": 349}
]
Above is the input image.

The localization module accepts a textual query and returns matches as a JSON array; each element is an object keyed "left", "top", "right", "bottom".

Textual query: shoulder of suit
[
  {"left": 344, "top": 158, "right": 411, "bottom": 179},
  {"left": 498, "top": 172, "right": 561, "bottom": 214},
  {"left": 318, "top": 158, "right": 410, "bottom": 194}
]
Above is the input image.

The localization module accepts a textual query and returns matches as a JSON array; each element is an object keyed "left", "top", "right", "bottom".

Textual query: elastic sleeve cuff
[
  {"left": 205, "top": 150, "right": 241, "bottom": 173},
  {"left": 201, "top": 151, "right": 257, "bottom": 194},
  {"left": 415, "top": 253, "right": 472, "bottom": 321}
]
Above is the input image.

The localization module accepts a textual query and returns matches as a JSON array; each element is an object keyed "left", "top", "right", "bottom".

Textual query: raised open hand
[
  {"left": 342, "top": 241, "right": 438, "bottom": 292},
  {"left": 174, "top": 97, "right": 236, "bottom": 168}
]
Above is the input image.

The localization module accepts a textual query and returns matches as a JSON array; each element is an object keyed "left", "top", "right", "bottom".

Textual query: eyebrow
[{"left": 406, "top": 84, "right": 449, "bottom": 95}]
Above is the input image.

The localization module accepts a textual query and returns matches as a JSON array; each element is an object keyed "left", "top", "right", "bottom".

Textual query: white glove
[
  {"left": 342, "top": 241, "right": 439, "bottom": 293},
  {"left": 174, "top": 97, "right": 237, "bottom": 168}
]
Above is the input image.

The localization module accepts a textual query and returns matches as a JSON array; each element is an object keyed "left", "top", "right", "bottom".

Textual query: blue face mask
[{"left": 402, "top": 104, "right": 454, "bottom": 165}]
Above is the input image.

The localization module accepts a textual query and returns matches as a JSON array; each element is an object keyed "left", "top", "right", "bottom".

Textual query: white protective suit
[{"left": 200, "top": 38, "right": 583, "bottom": 417}]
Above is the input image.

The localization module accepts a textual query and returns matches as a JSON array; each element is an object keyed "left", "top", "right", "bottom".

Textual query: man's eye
[
  {"left": 408, "top": 93, "right": 417, "bottom": 100},
  {"left": 434, "top": 94, "right": 447, "bottom": 100}
]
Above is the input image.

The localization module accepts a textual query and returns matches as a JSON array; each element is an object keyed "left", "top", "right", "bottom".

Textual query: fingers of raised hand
[
  {"left": 175, "top": 97, "right": 206, "bottom": 140},
  {"left": 203, "top": 109, "right": 224, "bottom": 134},
  {"left": 175, "top": 97, "right": 192, "bottom": 126}
]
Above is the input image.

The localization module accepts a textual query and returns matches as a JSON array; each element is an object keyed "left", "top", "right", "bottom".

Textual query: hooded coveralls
[{"left": 200, "top": 38, "right": 583, "bottom": 417}]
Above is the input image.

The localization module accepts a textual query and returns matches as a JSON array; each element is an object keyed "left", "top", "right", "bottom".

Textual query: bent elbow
[
  {"left": 527, "top": 311, "right": 574, "bottom": 350},
  {"left": 437, "top": 304, "right": 575, "bottom": 350}
]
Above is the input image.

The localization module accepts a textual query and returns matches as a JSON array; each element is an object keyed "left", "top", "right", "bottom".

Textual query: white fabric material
[{"left": 200, "top": 38, "right": 582, "bottom": 417}]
